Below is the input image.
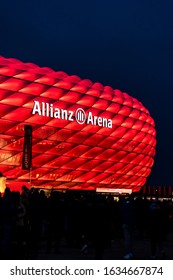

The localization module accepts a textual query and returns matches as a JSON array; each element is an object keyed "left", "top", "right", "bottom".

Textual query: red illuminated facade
[{"left": 0, "top": 56, "right": 156, "bottom": 192}]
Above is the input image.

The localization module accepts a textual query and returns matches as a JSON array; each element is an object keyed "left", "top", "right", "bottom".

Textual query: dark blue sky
[{"left": 0, "top": 0, "right": 173, "bottom": 185}]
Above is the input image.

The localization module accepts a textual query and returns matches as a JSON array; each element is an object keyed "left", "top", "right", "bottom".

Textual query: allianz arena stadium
[{"left": 0, "top": 56, "right": 156, "bottom": 193}]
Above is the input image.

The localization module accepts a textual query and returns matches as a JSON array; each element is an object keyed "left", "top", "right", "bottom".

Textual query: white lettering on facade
[
  {"left": 32, "top": 100, "right": 42, "bottom": 115},
  {"left": 32, "top": 101, "right": 112, "bottom": 128},
  {"left": 68, "top": 111, "right": 74, "bottom": 121}
]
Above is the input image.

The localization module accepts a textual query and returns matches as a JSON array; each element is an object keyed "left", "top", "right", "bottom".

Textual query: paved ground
[{"left": 35, "top": 232, "right": 173, "bottom": 260}]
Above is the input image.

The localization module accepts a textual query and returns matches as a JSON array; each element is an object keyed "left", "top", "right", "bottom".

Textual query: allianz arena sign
[
  {"left": 32, "top": 101, "right": 113, "bottom": 128},
  {"left": 0, "top": 56, "right": 156, "bottom": 192}
]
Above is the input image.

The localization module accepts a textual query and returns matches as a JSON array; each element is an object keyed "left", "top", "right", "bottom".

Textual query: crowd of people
[{"left": 0, "top": 186, "right": 173, "bottom": 260}]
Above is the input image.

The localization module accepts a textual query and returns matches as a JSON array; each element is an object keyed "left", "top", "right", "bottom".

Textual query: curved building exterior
[{"left": 0, "top": 56, "right": 156, "bottom": 192}]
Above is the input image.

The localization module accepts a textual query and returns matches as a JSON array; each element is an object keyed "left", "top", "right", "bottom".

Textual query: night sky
[{"left": 0, "top": 0, "right": 173, "bottom": 186}]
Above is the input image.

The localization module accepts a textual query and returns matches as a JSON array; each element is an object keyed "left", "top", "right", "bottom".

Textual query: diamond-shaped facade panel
[{"left": 0, "top": 56, "right": 156, "bottom": 192}]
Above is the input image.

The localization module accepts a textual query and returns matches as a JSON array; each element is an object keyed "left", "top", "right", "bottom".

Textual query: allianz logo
[{"left": 32, "top": 101, "right": 112, "bottom": 128}]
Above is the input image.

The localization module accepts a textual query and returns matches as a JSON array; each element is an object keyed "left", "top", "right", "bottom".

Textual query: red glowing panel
[{"left": 0, "top": 56, "right": 156, "bottom": 192}]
